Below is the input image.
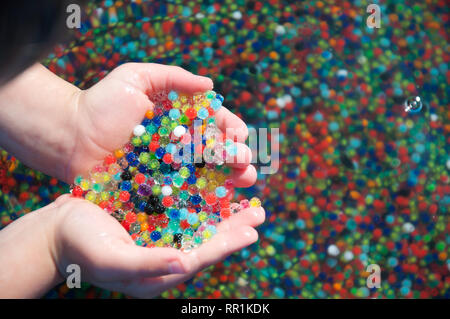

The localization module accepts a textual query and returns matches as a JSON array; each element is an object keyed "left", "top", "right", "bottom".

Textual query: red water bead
[
  {"left": 149, "top": 141, "right": 160, "bottom": 152},
  {"left": 98, "top": 201, "right": 109, "bottom": 210},
  {"left": 125, "top": 212, "right": 137, "bottom": 223},
  {"left": 130, "top": 233, "right": 139, "bottom": 241},
  {"left": 219, "top": 198, "right": 230, "bottom": 208},
  {"left": 185, "top": 108, "right": 197, "bottom": 120},
  {"left": 119, "top": 191, "right": 130, "bottom": 202},
  {"left": 162, "top": 153, "right": 173, "bottom": 164},
  {"left": 134, "top": 173, "right": 146, "bottom": 184},
  {"left": 121, "top": 220, "right": 131, "bottom": 231},
  {"left": 180, "top": 219, "right": 190, "bottom": 229},
  {"left": 205, "top": 193, "right": 217, "bottom": 205},
  {"left": 147, "top": 224, "right": 156, "bottom": 233},
  {"left": 162, "top": 196, "right": 174, "bottom": 207},
  {"left": 72, "top": 185, "right": 83, "bottom": 197},
  {"left": 157, "top": 214, "right": 169, "bottom": 228},
  {"left": 220, "top": 208, "right": 231, "bottom": 219},
  {"left": 104, "top": 154, "right": 116, "bottom": 165}
]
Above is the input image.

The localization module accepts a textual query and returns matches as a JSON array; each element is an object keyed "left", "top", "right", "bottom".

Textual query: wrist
[{"left": 0, "top": 202, "right": 65, "bottom": 298}]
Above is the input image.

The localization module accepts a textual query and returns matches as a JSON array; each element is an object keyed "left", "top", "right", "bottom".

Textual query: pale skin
[{"left": 0, "top": 63, "right": 264, "bottom": 298}]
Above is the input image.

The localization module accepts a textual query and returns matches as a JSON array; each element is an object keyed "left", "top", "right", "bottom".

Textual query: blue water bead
[
  {"left": 179, "top": 208, "right": 189, "bottom": 220},
  {"left": 185, "top": 164, "right": 195, "bottom": 174},
  {"left": 138, "top": 200, "right": 147, "bottom": 211},
  {"left": 150, "top": 231, "right": 162, "bottom": 242},
  {"left": 155, "top": 147, "right": 165, "bottom": 159},
  {"left": 121, "top": 181, "right": 132, "bottom": 191},
  {"left": 163, "top": 176, "right": 172, "bottom": 185},
  {"left": 168, "top": 209, "right": 180, "bottom": 220},
  {"left": 152, "top": 116, "right": 162, "bottom": 127},
  {"left": 197, "top": 107, "right": 209, "bottom": 119},
  {"left": 168, "top": 90, "right": 178, "bottom": 101},
  {"left": 215, "top": 94, "right": 224, "bottom": 102},
  {"left": 215, "top": 186, "right": 227, "bottom": 198},
  {"left": 165, "top": 143, "right": 177, "bottom": 154},
  {"left": 211, "top": 98, "right": 222, "bottom": 111},
  {"left": 126, "top": 152, "right": 137, "bottom": 162},
  {"left": 189, "top": 195, "right": 202, "bottom": 205},
  {"left": 169, "top": 108, "right": 180, "bottom": 120},
  {"left": 186, "top": 174, "right": 197, "bottom": 185},
  {"left": 187, "top": 213, "right": 199, "bottom": 225}
]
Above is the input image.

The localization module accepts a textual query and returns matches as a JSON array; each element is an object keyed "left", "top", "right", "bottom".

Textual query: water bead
[
  {"left": 249, "top": 197, "right": 261, "bottom": 208},
  {"left": 215, "top": 186, "right": 227, "bottom": 198},
  {"left": 168, "top": 90, "right": 178, "bottom": 101},
  {"left": 161, "top": 185, "right": 173, "bottom": 196},
  {"left": 173, "top": 125, "right": 186, "bottom": 138},
  {"left": 133, "top": 124, "right": 146, "bottom": 136}
]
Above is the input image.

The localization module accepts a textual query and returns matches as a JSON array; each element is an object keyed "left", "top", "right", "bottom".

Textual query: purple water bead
[{"left": 137, "top": 183, "right": 152, "bottom": 196}]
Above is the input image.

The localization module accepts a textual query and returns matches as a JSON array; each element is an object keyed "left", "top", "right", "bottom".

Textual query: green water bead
[
  {"left": 146, "top": 123, "right": 158, "bottom": 134},
  {"left": 158, "top": 126, "right": 170, "bottom": 136},
  {"left": 205, "top": 90, "right": 215, "bottom": 99},
  {"left": 139, "top": 152, "right": 150, "bottom": 164},
  {"left": 179, "top": 167, "right": 190, "bottom": 178},
  {"left": 141, "top": 133, "right": 151, "bottom": 145},
  {"left": 148, "top": 159, "right": 160, "bottom": 170},
  {"left": 162, "top": 233, "right": 173, "bottom": 244},
  {"left": 152, "top": 184, "right": 161, "bottom": 195},
  {"left": 159, "top": 136, "right": 170, "bottom": 146},
  {"left": 131, "top": 136, "right": 142, "bottom": 146},
  {"left": 92, "top": 183, "right": 104, "bottom": 193}
]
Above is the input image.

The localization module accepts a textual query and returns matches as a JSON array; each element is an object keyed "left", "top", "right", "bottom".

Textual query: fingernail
[
  {"left": 196, "top": 76, "right": 214, "bottom": 87},
  {"left": 168, "top": 260, "right": 185, "bottom": 274}
]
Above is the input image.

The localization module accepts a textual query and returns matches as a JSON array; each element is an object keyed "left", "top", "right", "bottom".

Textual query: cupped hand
[
  {"left": 66, "top": 62, "right": 256, "bottom": 187},
  {"left": 51, "top": 195, "right": 265, "bottom": 298}
]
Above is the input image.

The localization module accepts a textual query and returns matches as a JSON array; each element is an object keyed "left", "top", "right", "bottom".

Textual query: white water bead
[
  {"left": 173, "top": 125, "right": 187, "bottom": 138},
  {"left": 327, "top": 244, "right": 340, "bottom": 256},
  {"left": 133, "top": 124, "right": 146, "bottom": 137},
  {"left": 402, "top": 222, "right": 415, "bottom": 233},
  {"left": 161, "top": 185, "right": 173, "bottom": 196},
  {"left": 343, "top": 251, "right": 354, "bottom": 262}
]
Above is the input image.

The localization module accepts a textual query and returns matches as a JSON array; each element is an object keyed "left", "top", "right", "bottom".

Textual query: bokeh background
[{"left": 0, "top": 0, "right": 449, "bottom": 298}]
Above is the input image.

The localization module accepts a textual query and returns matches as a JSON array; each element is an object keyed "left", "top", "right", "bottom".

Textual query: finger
[
  {"left": 231, "top": 165, "right": 257, "bottom": 188},
  {"left": 215, "top": 106, "right": 248, "bottom": 143},
  {"left": 98, "top": 225, "right": 258, "bottom": 298},
  {"left": 117, "top": 62, "right": 214, "bottom": 94},
  {"left": 216, "top": 206, "right": 265, "bottom": 233},
  {"left": 225, "top": 142, "right": 252, "bottom": 169},
  {"left": 91, "top": 244, "right": 190, "bottom": 281}
]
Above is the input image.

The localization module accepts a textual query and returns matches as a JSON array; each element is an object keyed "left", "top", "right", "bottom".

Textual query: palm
[{"left": 54, "top": 195, "right": 264, "bottom": 298}]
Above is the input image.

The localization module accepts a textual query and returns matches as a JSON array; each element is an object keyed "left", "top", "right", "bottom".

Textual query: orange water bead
[
  {"left": 114, "top": 149, "right": 125, "bottom": 158},
  {"left": 140, "top": 222, "right": 149, "bottom": 232},
  {"left": 136, "top": 212, "right": 148, "bottom": 224},
  {"left": 145, "top": 109, "right": 155, "bottom": 119}
]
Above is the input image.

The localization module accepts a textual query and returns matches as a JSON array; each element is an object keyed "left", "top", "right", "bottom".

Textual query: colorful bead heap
[
  {"left": 70, "top": 90, "right": 260, "bottom": 250},
  {"left": 2, "top": 0, "right": 448, "bottom": 299}
]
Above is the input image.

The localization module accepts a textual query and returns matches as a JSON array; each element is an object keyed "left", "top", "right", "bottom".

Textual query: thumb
[{"left": 114, "top": 62, "right": 214, "bottom": 94}]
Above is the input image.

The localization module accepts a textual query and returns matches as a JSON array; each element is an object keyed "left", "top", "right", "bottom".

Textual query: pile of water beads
[{"left": 70, "top": 90, "right": 260, "bottom": 250}]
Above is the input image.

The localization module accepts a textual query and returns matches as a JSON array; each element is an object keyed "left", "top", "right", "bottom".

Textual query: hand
[
  {"left": 51, "top": 195, "right": 265, "bottom": 298},
  {"left": 66, "top": 63, "right": 256, "bottom": 187}
]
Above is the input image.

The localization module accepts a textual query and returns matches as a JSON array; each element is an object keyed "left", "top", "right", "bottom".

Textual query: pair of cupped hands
[{"left": 0, "top": 63, "right": 264, "bottom": 298}]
